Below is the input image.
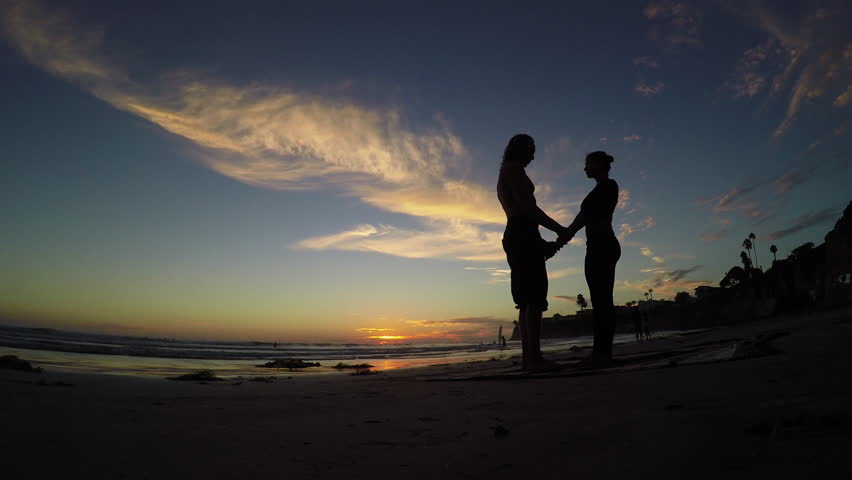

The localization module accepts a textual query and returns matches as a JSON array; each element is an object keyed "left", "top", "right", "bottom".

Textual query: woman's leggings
[{"left": 585, "top": 236, "right": 621, "bottom": 357}]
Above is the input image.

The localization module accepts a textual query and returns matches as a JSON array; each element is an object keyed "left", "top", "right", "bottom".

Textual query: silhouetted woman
[
  {"left": 560, "top": 151, "right": 620, "bottom": 366},
  {"left": 497, "top": 134, "right": 565, "bottom": 371}
]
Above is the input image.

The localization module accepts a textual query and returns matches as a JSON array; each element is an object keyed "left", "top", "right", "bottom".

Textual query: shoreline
[
  {"left": 0, "top": 332, "right": 663, "bottom": 379},
  {"left": 3, "top": 307, "right": 851, "bottom": 479}
]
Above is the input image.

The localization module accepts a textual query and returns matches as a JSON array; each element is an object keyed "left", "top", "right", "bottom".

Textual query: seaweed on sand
[
  {"left": 256, "top": 359, "right": 321, "bottom": 370},
  {"left": 332, "top": 362, "right": 375, "bottom": 370},
  {"left": 167, "top": 370, "right": 224, "bottom": 382},
  {"left": 0, "top": 355, "right": 42, "bottom": 373},
  {"left": 351, "top": 368, "right": 379, "bottom": 376}
]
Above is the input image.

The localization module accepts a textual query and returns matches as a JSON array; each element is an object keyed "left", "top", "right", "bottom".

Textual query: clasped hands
[{"left": 543, "top": 226, "right": 574, "bottom": 260}]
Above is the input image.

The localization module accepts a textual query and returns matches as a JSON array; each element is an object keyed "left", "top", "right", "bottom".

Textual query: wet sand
[{"left": 2, "top": 307, "right": 851, "bottom": 479}]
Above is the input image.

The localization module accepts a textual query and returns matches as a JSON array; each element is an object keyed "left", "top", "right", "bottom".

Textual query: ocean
[{"left": 0, "top": 324, "right": 634, "bottom": 378}]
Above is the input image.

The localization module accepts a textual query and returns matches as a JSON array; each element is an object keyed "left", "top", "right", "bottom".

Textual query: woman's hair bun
[{"left": 587, "top": 151, "right": 614, "bottom": 164}]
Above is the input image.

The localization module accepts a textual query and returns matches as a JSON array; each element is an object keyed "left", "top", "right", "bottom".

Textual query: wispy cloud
[
  {"left": 622, "top": 263, "right": 707, "bottom": 297},
  {"left": 723, "top": 3, "right": 852, "bottom": 137},
  {"left": 643, "top": 1, "right": 703, "bottom": 50},
  {"left": 464, "top": 266, "right": 511, "bottom": 284},
  {"left": 4, "top": 2, "right": 467, "bottom": 189},
  {"left": 617, "top": 190, "right": 631, "bottom": 209},
  {"left": 553, "top": 295, "right": 577, "bottom": 302},
  {"left": 633, "top": 56, "right": 659, "bottom": 68},
  {"left": 766, "top": 208, "right": 839, "bottom": 241},
  {"left": 664, "top": 265, "right": 703, "bottom": 284},
  {"left": 2, "top": 0, "right": 549, "bottom": 263},
  {"left": 619, "top": 216, "right": 655, "bottom": 240},
  {"left": 708, "top": 182, "right": 772, "bottom": 223},
  {"left": 403, "top": 316, "right": 510, "bottom": 341},
  {"left": 705, "top": 157, "right": 830, "bottom": 230},
  {"left": 773, "top": 43, "right": 852, "bottom": 137},
  {"left": 548, "top": 267, "right": 582, "bottom": 279},
  {"left": 834, "top": 85, "right": 852, "bottom": 106},
  {"left": 407, "top": 316, "right": 507, "bottom": 327},
  {"left": 2, "top": 1, "right": 119, "bottom": 83},
  {"left": 707, "top": 157, "right": 829, "bottom": 229},
  {"left": 623, "top": 134, "right": 642, "bottom": 143},
  {"left": 713, "top": 184, "right": 760, "bottom": 212},
  {"left": 358, "top": 315, "right": 513, "bottom": 343},
  {"left": 296, "top": 222, "right": 506, "bottom": 261},
  {"left": 774, "top": 166, "right": 818, "bottom": 194},
  {"left": 699, "top": 229, "right": 728, "bottom": 243},
  {"left": 635, "top": 81, "right": 665, "bottom": 96},
  {"left": 640, "top": 247, "right": 665, "bottom": 264},
  {"left": 727, "top": 40, "right": 776, "bottom": 98}
]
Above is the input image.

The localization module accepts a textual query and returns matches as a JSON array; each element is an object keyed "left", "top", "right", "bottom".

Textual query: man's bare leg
[
  {"left": 527, "top": 305, "right": 542, "bottom": 361},
  {"left": 526, "top": 306, "right": 559, "bottom": 371},
  {"left": 518, "top": 308, "right": 529, "bottom": 370}
]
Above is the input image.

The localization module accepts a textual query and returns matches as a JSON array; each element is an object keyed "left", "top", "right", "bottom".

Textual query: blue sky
[{"left": 1, "top": 0, "right": 850, "bottom": 342}]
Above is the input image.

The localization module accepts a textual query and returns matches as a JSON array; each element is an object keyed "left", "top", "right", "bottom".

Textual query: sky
[{"left": 1, "top": 0, "right": 850, "bottom": 343}]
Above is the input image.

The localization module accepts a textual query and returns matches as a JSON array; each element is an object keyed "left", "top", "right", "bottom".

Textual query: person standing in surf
[
  {"left": 558, "top": 151, "right": 620, "bottom": 366},
  {"left": 497, "top": 134, "right": 565, "bottom": 371}
]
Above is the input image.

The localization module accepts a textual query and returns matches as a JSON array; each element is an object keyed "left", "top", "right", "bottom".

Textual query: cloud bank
[
  {"left": 2, "top": 0, "right": 582, "bottom": 263},
  {"left": 767, "top": 208, "right": 838, "bottom": 240}
]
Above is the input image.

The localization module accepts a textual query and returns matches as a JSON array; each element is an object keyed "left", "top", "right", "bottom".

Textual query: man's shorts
[{"left": 502, "top": 217, "right": 548, "bottom": 312}]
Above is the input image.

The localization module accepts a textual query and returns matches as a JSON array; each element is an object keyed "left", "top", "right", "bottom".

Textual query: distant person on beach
[
  {"left": 497, "top": 133, "right": 565, "bottom": 371},
  {"left": 557, "top": 151, "right": 620, "bottom": 367},
  {"left": 632, "top": 307, "right": 642, "bottom": 342},
  {"left": 643, "top": 312, "right": 651, "bottom": 340}
]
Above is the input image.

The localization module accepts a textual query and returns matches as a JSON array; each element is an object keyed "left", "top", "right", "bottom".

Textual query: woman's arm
[
  {"left": 561, "top": 181, "right": 617, "bottom": 243},
  {"left": 553, "top": 211, "right": 583, "bottom": 247},
  {"left": 565, "top": 211, "right": 586, "bottom": 236}
]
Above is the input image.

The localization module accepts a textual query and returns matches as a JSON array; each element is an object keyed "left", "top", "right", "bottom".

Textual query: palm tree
[
  {"left": 742, "top": 237, "right": 753, "bottom": 267},
  {"left": 576, "top": 294, "right": 588, "bottom": 311},
  {"left": 648, "top": 289, "right": 654, "bottom": 301},
  {"left": 740, "top": 250, "right": 752, "bottom": 273},
  {"left": 749, "top": 233, "right": 759, "bottom": 270},
  {"left": 770, "top": 244, "right": 778, "bottom": 263}
]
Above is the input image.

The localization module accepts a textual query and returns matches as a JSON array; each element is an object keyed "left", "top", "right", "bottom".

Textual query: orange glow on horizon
[{"left": 356, "top": 324, "right": 501, "bottom": 344}]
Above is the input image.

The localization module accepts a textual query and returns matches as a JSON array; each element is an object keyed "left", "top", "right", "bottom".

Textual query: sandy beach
[{"left": 3, "top": 307, "right": 851, "bottom": 479}]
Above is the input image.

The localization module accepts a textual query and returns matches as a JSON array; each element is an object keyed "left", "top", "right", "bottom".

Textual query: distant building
[
  {"left": 694, "top": 285, "right": 721, "bottom": 299},
  {"left": 823, "top": 203, "right": 852, "bottom": 307}
]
